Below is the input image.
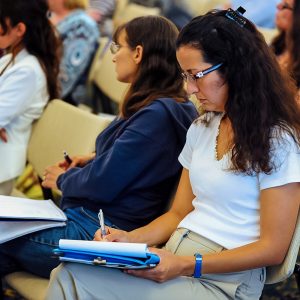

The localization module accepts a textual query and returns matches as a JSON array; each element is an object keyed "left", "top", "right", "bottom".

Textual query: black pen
[{"left": 63, "top": 150, "right": 72, "bottom": 165}]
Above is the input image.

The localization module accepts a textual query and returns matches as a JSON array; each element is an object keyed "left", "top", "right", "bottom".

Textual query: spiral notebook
[{"left": 54, "top": 239, "right": 160, "bottom": 269}]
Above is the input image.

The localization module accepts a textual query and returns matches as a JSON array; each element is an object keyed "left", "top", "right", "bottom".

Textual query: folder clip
[{"left": 93, "top": 257, "right": 107, "bottom": 265}]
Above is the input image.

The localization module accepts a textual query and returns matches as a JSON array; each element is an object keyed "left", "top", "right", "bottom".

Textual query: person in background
[
  {"left": 0, "top": 0, "right": 60, "bottom": 195},
  {"left": 130, "top": 0, "right": 192, "bottom": 29},
  {"left": 48, "top": 0, "right": 99, "bottom": 105},
  {"left": 271, "top": 0, "right": 300, "bottom": 96},
  {"left": 0, "top": 15, "right": 197, "bottom": 278},
  {"left": 46, "top": 8, "right": 300, "bottom": 300},
  {"left": 88, "top": 0, "right": 117, "bottom": 36},
  {"left": 224, "top": 0, "right": 280, "bottom": 28}
]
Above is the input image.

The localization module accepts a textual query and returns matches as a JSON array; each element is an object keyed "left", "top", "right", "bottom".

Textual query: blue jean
[{"left": 0, "top": 207, "right": 116, "bottom": 278}]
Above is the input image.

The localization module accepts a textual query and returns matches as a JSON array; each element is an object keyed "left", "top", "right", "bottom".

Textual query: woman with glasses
[
  {"left": 0, "top": 15, "right": 197, "bottom": 278},
  {"left": 0, "top": 0, "right": 60, "bottom": 195},
  {"left": 271, "top": 0, "right": 300, "bottom": 91},
  {"left": 46, "top": 7, "right": 300, "bottom": 300}
]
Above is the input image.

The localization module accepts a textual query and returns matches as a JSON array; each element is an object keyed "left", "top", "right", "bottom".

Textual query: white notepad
[
  {"left": 0, "top": 195, "right": 67, "bottom": 243},
  {"left": 59, "top": 240, "right": 149, "bottom": 258}
]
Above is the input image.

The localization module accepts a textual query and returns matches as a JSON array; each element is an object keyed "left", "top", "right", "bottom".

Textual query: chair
[
  {"left": 89, "top": 37, "right": 129, "bottom": 114},
  {"left": 27, "top": 99, "right": 111, "bottom": 178},
  {"left": 24, "top": 99, "right": 111, "bottom": 199},
  {"left": 113, "top": 2, "right": 161, "bottom": 28},
  {"left": 114, "top": 0, "right": 129, "bottom": 18},
  {"left": 258, "top": 27, "right": 279, "bottom": 45},
  {"left": 265, "top": 211, "right": 300, "bottom": 285},
  {"left": 3, "top": 99, "right": 112, "bottom": 300}
]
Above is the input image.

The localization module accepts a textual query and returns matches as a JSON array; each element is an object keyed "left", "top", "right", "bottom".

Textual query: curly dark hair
[
  {"left": 176, "top": 9, "right": 300, "bottom": 175},
  {"left": 271, "top": 0, "right": 300, "bottom": 87},
  {"left": 0, "top": 0, "right": 60, "bottom": 99},
  {"left": 113, "top": 15, "right": 187, "bottom": 118}
]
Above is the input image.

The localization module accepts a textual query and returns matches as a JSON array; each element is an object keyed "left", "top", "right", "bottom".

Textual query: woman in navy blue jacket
[{"left": 0, "top": 16, "right": 197, "bottom": 278}]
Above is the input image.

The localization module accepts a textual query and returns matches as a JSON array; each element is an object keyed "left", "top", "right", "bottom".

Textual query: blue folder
[{"left": 53, "top": 240, "right": 160, "bottom": 269}]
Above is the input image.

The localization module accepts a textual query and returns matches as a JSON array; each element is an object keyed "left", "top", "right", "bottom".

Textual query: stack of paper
[{"left": 0, "top": 195, "right": 66, "bottom": 243}]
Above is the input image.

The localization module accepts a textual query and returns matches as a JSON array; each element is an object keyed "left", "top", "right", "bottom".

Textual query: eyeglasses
[
  {"left": 181, "top": 63, "right": 223, "bottom": 82},
  {"left": 110, "top": 41, "right": 121, "bottom": 54},
  {"left": 278, "top": 2, "right": 293, "bottom": 10}
]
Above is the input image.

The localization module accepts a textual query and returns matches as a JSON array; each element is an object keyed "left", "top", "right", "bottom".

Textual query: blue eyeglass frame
[{"left": 182, "top": 63, "right": 223, "bottom": 82}]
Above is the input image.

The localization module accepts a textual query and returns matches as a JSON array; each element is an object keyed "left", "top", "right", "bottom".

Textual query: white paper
[
  {"left": 59, "top": 240, "right": 149, "bottom": 258},
  {"left": 0, "top": 195, "right": 66, "bottom": 221},
  {"left": 0, "top": 221, "right": 66, "bottom": 243}
]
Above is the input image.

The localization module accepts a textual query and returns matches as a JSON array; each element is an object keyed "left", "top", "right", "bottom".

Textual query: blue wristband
[{"left": 194, "top": 253, "right": 202, "bottom": 278}]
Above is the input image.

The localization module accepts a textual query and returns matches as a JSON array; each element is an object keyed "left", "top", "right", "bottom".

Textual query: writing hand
[{"left": 93, "top": 227, "right": 131, "bottom": 242}]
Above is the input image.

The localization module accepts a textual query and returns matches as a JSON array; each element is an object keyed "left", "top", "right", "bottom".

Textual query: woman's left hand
[
  {"left": 125, "top": 248, "right": 191, "bottom": 283},
  {"left": 41, "top": 165, "right": 65, "bottom": 189},
  {"left": 0, "top": 128, "right": 7, "bottom": 143}
]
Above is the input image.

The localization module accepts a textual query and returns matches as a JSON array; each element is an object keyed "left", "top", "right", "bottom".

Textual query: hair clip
[{"left": 225, "top": 6, "right": 247, "bottom": 28}]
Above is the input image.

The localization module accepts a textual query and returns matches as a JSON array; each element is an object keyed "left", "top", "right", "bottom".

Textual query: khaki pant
[{"left": 46, "top": 228, "right": 265, "bottom": 300}]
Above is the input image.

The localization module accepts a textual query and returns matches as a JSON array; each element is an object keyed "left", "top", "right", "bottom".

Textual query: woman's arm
[
  {"left": 202, "top": 182, "right": 299, "bottom": 273},
  {"left": 42, "top": 153, "right": 96, "bottom": 189},
  {"left": 96, "top": 168, "right": 195, "bottom": 246},
  {"left": 126, "top": 181, "right": 300, "bottom": 282}
]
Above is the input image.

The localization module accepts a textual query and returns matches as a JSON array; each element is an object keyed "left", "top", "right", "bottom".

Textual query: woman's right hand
[
  {"left": 58, "top": 153, "right": 96, "bottom": 170},
  {"left": 93, "top": 227, "right": 132, "bottom": 243}
]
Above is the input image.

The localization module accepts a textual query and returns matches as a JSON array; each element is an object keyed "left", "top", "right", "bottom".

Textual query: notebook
[
  {"left": 54, "top": 239, "right": 160, "bottom": 269},
  {"left": 0, "top": 195, "right": 66, "bottom": 243}
]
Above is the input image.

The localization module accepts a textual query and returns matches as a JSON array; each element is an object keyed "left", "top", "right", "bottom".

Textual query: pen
[
  {"left": 63, "top": 150, "right": 72, "bottom": 165},
  {"left": 98, "top": 209, "right": 107, "bottom": 236}
]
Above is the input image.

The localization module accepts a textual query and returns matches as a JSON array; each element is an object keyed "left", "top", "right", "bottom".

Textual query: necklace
[
  {"left": 214, "top": 121, "right": 221, "bottom": 161},
  {"left": 215, "top": 113, "right": 232, "bottom": 161}
]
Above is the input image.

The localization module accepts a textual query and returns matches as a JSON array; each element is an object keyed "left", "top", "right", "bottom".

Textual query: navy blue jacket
[{"left": 58, "top": 98, "right": 198, "bottom": 230}]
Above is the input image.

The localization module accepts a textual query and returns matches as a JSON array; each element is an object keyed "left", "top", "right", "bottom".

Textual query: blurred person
[
  {"left": 0, "top": 0, "right": 60, "bottom": 195},
  {"left": 88, "top": 0, "right": 117, "bottom": 36},
  {"left": 0, "top": 16, "right": 197, "bottom": 278},
  {"left": 225, "top": 0, "right": 280, "bottom": 28},
  {"left": 130, "top": 0, "right": 192, "bottom": 29},
  {"left": 271, "top": 0, "right": 300, "bottom": 94},
  {"left": 48, "top": 0, "right": 99, "bottom": 105}
]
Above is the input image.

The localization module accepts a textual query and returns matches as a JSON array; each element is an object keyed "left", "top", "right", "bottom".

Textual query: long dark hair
[
  {"left": 113, "top": 16, "right": 187, "bottom": 118},
  {"left": 177, "top": 9, "right": 300, "bottom": 175},
  {"left": 0, "top": 0, "right": 60, "bottom": 99},
  {"left": 271, "top": 0, "right": 300, "bottom": 87}
]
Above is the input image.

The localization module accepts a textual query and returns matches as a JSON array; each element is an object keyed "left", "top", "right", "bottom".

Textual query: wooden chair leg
[
  {"left": 0, "top": 278, "right": 4, "bottom": 300},
  {"left": 38, "top": 177, "right": 54, "bottom": 200},
  {"left": 294, "top": 263, "right": 300, "bottom": 292}
]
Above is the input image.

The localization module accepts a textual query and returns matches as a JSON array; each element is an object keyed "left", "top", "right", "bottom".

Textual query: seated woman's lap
[{"left": 47, "top": 263, "right": 229, "bottom": 300}]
